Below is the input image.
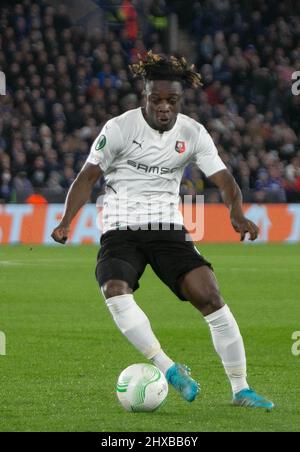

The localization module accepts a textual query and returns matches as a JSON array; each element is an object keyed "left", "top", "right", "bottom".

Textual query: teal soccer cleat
[
  {"left": 166, "top": 363, "right": 200, "bottom": 402},
  {"left": 233, "top": 388, "right": 275, "bottom": 410}
]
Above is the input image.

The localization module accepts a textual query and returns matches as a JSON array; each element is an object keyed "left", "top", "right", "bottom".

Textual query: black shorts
[{"left": 96, "top": 225, "right": 213, "bottom": 301}]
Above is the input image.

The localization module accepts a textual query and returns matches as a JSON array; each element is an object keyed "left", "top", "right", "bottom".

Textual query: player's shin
[
  {"left": 105, "top": 294, "right": 174, "bottom": 374},
  {"left": 204, "top": 305, "right": 249, "bottom": 395}
]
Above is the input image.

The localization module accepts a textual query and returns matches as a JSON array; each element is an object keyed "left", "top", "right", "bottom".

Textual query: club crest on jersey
[
  {"left": 95, "top": 135, "right": 106, "bottom": 151},
  {"left": 175, "top": 141, "right": 186, "bottom": 154}
]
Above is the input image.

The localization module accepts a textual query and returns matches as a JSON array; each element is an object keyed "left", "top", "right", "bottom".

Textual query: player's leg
[
  {"left": 149, "top": 229, "right": 273, "bottom": 409},
  {"left": 143, "top": 229, "right": 207, "bottom": 402},
  {"left": 102, "top": 277, "right": 198, "bottom": 402},
  {"left": 180, "top": 266, "right": 249, "bottom": 393},
  {"left": 101, "top": 277, "right": 174, "bottom": 375},
  {"left": 97, "top": 228, "right": 199, "bottom": 402},
  {"left": 96, "top": 229, "right": 177, "bottom": 377},
  {"left": 179, "top": 265, "right": 274, "bottom": 409}
]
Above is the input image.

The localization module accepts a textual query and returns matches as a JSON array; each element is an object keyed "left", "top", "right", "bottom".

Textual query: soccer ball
[{"left": 116, "top": 363, "right": 168, "bottom": 412}]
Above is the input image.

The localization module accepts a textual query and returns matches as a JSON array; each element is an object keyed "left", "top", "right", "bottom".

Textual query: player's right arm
[
  {"left": 51, "top": 118, "right": 123, "bottom": 244},
  {"left": 51, "top": 162, "right": 102, "bottom": 244}
]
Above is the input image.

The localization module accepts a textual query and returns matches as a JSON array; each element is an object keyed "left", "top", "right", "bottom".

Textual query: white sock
[
  {"left": 105, "top": 294, "right": 173, "bottom": 374},
  {"left": 151, "top": 350, "right": 174, "bottom": 375},
  {"left": 205, "top": 305, "right": 249, "bottom": 395}
]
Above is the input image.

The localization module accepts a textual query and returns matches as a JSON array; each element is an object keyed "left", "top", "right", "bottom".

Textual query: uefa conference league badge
[{"left": 96, "top": 135, "right": 107, "bottom": 151}]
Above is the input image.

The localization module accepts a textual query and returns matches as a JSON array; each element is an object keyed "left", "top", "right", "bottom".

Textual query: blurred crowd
[{"left": 0, "top": 0, "right": 299, "bottom": 204}]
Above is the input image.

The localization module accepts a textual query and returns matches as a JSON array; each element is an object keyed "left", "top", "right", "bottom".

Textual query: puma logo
[{"left": 133, "top": 139, "right": 143, "bottom": 149}]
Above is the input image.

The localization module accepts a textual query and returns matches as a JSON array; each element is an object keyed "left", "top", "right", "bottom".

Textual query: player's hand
[
  {"left": 230, "top": 215, "right": 259, "bottom": 241},
  {"left": 51, "top": 223, "right": 70, "bottom": 245}
]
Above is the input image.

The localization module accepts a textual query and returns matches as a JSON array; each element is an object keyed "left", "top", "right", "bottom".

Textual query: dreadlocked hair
[{"left": 129, "top": 50, "right": 203, "bottom": 89}]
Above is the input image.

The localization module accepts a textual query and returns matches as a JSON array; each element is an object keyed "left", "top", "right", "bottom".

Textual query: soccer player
[{"left": 52, "top": 52, "right": 274, "bottom": 409}]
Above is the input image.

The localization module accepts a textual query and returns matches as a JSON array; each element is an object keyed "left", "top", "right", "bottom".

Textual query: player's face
[{"left": 144, "top": 80, "right": 183, "bottom": 132}]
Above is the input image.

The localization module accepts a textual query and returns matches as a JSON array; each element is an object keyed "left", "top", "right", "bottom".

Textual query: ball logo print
[
  {"left": 0, "top": 331, "right": 6, "bottom": 356},
  {"left": 291, "top": 331, "right": 300, "bottom": 356},
  {"left": 0, "top": 71, "right": 6, "bottom": 95},
  {"left": 291, "top": 71, "right": 300, "bottom": 96}
]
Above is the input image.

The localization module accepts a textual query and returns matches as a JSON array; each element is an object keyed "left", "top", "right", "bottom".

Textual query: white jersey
[{"left": 87, "top": 107, "right": 226, "bottom": 233}]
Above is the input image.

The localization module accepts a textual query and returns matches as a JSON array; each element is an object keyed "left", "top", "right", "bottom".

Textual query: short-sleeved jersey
[{"left": 87, "top": 107, "right": 226, "bottom": 233}]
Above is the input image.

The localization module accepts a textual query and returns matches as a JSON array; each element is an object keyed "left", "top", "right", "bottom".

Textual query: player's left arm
[{"left": 209, "top": 169, "right": 259, "bottom": 241}]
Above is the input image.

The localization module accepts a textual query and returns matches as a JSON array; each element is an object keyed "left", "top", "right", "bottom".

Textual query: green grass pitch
[{"left": 0, "top": 243, "right": 299, "bottom": 432}]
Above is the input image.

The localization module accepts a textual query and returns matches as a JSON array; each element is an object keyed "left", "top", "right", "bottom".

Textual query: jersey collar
[{"left": 138, "top": 107, "right": 179, "bottom": 137}]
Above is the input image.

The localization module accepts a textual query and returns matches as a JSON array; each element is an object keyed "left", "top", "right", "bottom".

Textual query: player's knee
[
  {"left": 191, "top": 286, "right": 224, "bottom": 315},
  {"left": 205, "top": 287, "right": 223, "bottom": 311},
  {"left": 102, "top": 280, "right": 132, "bottom": 299}
]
